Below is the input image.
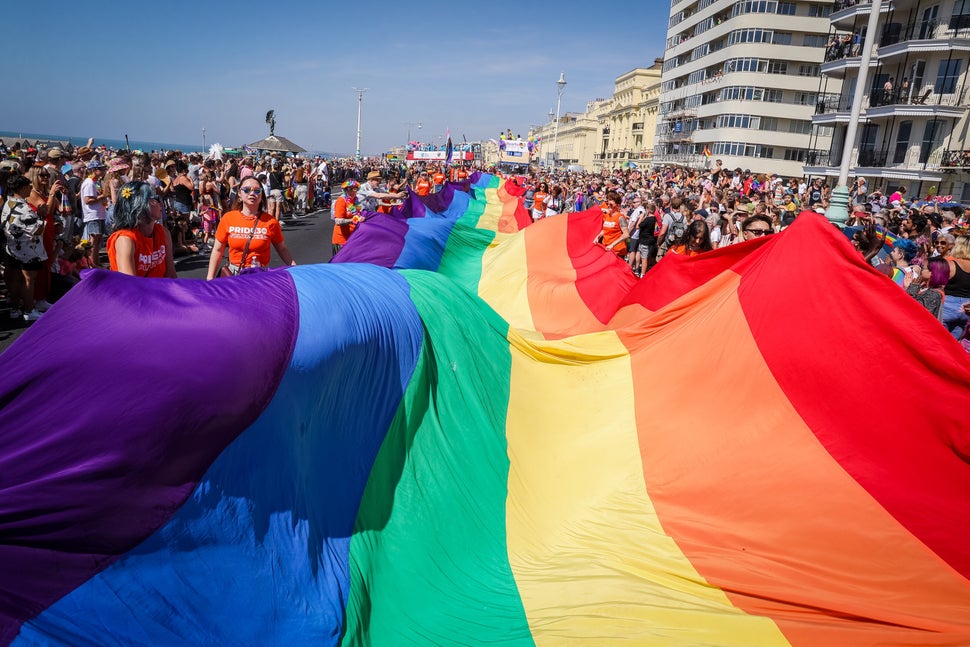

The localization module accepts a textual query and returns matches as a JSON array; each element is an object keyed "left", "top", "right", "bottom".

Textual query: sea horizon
[
  {"left": 1, "top": 129, "right": 208, "bottom": 153},
  {"left": 1, "top": 130, "right": 344, "bottom": 157}
]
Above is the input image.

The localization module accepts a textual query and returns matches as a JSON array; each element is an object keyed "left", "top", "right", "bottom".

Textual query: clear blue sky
[{"left": 6, "top": 1, "right": 669, "bottom": 155}]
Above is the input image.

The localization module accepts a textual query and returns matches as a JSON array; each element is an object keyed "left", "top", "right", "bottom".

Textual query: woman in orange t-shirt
[
  {"left": 331, "top": 179, "right": 363, "bottom": 255},
  {"left": 531, "top": 183, "right": 549, "bottom": 221},
  {"left": 594, "top": 191, "right": 630, "bottom": 257},
  {"left": 107, "top": 181, "right": 176, "bottom": 277},
  {"left": 206, "top": 175, "right": 296, "bottom": 279},
  {"left": 415, "top": 173, "right": 432, "bottom": 196}
]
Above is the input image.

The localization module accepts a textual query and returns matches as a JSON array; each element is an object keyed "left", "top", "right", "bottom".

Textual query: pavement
[{"left": 0, "top": 204, "right": 338, "bottom": 355}]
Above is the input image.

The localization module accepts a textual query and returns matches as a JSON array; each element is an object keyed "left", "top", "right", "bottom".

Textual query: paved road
[{"left": 0, "top": 205, "right": 338, "bottom": 354}]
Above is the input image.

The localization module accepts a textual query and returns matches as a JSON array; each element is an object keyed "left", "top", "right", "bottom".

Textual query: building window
[
  {"left": 767, "top": 60, "right": 789, "bottom": 74},
  {"left": 934, "top": 59, "right": 962, "bottom": 94},
  {"left": 764, "top": 88, "right": 784, "bottom": 102},
  {"left": 803, "top": 35, "right": 827, "bottom": 48},
  {"left": 799, "top": 63, "right": 821, "bottom": 77},
  {"left": 951, "top": 0, "right": 970, "bottom": 30},
  {"left": 729, "top": 29, "right": 774, "bottom": 45},
  {"left": 777, "top": 2, "right": 796, "bottom": 15},
  {"left": 759, "top": 117, "right": 779, "bottom": 130},
  {"left": 784, "top": 149, "right": 807, "bottom": 161},
  {"left": 808, "top": 3, "right": 831, "bottom": 17},
  {"left": 920, "top": 120, "right": 943, "bottom": 163},
  {"left": 773, "top": 32, "right": 793, "bottom": 45}
]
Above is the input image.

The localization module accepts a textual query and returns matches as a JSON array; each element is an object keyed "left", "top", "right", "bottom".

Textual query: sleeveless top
[
  {"left": 945, "top": 260, "right": 970, "bottom": 298},
  {"left": 107, "top": 224, "right": 167, "bottom": 277},
  {"left": 173, "top": 180, "right": 194, "bottom": 206}
]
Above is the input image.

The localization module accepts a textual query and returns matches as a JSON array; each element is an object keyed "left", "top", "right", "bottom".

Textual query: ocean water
[{"left": 0, "top": 130, "right": 206, "bottom": 153}]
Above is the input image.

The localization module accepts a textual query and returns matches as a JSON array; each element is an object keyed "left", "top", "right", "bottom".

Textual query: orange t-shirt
[
  {"left": 415, "top": 178, "right": 432, "bottom": 196},
  {"left": 107, "top": 224, "right": 168, "bottom": 277},
  {"left": 669, "top": 244, "right": 702, "bottom": 257},
  {"left": 215, "top": 210, "right": 283, "bottom": 268},
  {"left": 433, "top": 172, "right": 446, "bottom": 186},
  {"left": 533, "top": 191, "right": 548, "bottom": 214},
  {"left": 601, "top": 208, "right": 627, "bottom": 256},
  {"left": 457, "top": 169, "right": 469, "bottom": 180},
  {"left": 332, "top": 195, "right": 360, "bottom": 245}
]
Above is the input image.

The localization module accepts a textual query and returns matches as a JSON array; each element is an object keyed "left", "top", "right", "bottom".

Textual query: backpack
[{"left": 665, "top": 211, "right": 687, "bottom": 246}]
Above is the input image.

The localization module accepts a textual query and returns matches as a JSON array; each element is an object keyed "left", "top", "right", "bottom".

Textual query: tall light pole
[
  {"left": 553, "top": 72, "right": 567, "bottom": 167},
  {"left": 202, "top": 127, "right": 206, "bottom": 153},
  {"left": 404, "top": 121, "right": 422, "bottom": 150},
  {"left": 353, "top": 87, "right": 368, "bottom": 161},
  {"left": 827, "top": 0, "right": 882, "bottom": 226}
]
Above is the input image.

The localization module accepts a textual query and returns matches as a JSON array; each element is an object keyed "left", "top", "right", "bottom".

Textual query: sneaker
[
  {"left": 23, "top": 309, "right": 42, "bottom": 322},
  {"left": 9, "top": 309, "right": 22, "bottom": 319},
  {"left": 35, "top": 299, "right": 53, "bottom": 313}
]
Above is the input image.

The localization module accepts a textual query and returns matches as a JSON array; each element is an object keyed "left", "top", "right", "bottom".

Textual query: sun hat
[
  {"left": 367, "top": 170, "right": 381, "bottom": 181},
  {"left": 86, "top": 159, "right": 106, "bottom": 170},
  {"left": 108, "top": 158, "right": 130, "bottom": 173}
]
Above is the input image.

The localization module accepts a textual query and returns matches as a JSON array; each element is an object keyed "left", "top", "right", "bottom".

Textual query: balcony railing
[
  {"left": 868, "top": 86, "right": 965, "bottom": 108},
  {"left": 880, "top": 17, "right": 970, "bottom": 47},
  {"left": 857, "top": 149, "right": 889, "bottom": 166},
  {"left": 652, "top": 153, "right": 706, "bottom": 167},
  {"left": 805, "top": 149, "right": 838, "bottom": 167},
  {"left": 834, "top": 0, "right": 871, "bottom": 12},
  {"left": 815, "top": 94, "right": 856, "bottom": 114},
  {"left": 858, "top": 147, "right": 944, "bottom": 169},
  {"left": 825, "top": 36, "right": 861, "bottom": 62},
  {"left": 941, "top": 149, "right": 970, "bottom": 167}
]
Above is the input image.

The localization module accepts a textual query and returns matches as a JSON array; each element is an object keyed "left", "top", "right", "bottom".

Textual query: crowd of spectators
[{"left": 3, "top": 142, "right": 969, "bottom": 349}]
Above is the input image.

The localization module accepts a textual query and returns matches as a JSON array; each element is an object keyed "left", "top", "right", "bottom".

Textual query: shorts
[
  {"left": 8, "top": 257, "right": 45, "bottom": 271},
  {"left": 83, "top": 220, "right": 105, "bottom": 237},
  {"left": 638, "top": 242, "right": 653, "bottom": 256},
  {"left": 270, "top": 189, "right": 284, "bottom": 200},
  {"left": 173, "top": 201, "right": 192, "bottom": 215}
]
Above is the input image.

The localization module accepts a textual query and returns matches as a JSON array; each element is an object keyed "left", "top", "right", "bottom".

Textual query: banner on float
[{"left": 407, "top": 151, "right": 475, "bottom": 161}]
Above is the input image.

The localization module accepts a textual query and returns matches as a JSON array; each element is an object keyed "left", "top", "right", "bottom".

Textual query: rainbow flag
[
  {"left": 2, "top": 174, "right": 969, "bottom": 646},
  {"left": 703, "top": 145, "right": 712, "bottom": 157}
]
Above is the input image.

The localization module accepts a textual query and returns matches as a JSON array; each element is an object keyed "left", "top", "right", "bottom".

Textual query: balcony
[
  {"left": 816, "top": 94, "right": 855, "bottom": 114},
  {"left": 858, "top": 147, "right": 944, "bottom": 171},
  {"left": 879, "top": 18, "right": 970, "bottom": 48},
  {"left": 652, "top": 152, "right": 706, "bottom": 168},
  {"left": 831, "top": 0, "right": 893, "bottom": 30},
  {"left": 941, "top": 149, "right": 970, "bottom": 168},
  {"left": 805, "top": 149, "right": 838, "bottom": 167},
  {"left": 857, "top": 149, "right": 889, "bottom": 167},
  {"left": 865, "top": 86, "right": 968, "bottom": 119}
]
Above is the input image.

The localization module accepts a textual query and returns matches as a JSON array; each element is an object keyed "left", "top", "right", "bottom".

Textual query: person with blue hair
[
  {"left": 889, "top": 238, "right": 919, "bottom": 287},
  {"left": 106, "top": 181, "right": 176, "bottom": 278}
]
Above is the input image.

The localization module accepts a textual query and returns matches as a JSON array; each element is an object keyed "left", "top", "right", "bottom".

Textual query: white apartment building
[
  {"left": 805, "top": 0, "right": 970, "bottom": 199},
  {"left": 656, "top": 0, "right": 839, "bottom": 177}
]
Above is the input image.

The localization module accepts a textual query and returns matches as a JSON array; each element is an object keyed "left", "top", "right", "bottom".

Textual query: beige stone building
[{"left": 531, "top": 60, "right": 663, "bottom": 171}]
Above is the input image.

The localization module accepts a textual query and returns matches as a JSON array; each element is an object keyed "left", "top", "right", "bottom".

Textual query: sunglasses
[
  {"left": 240, "top": 187, "right": 263, "bottom": 195},
  {"left": 744, "top": 228, "right": 772, "bottom": 236}
]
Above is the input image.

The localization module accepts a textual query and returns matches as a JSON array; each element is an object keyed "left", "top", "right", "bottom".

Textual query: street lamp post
[
  {"left": 404, "top": 121, "right": 422, "bottom": 151},
  {"left": 353, "top": 87, "right": 369, "bottom": 161},
  {"left": 827, "top": 0, "right": 882, "bottom": 227},
  {"left": 202, "top": 128, "right": 206, "bottom": 153},
  {"left": 553, "top": 72, "right": 567, "bottom": 167}
]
